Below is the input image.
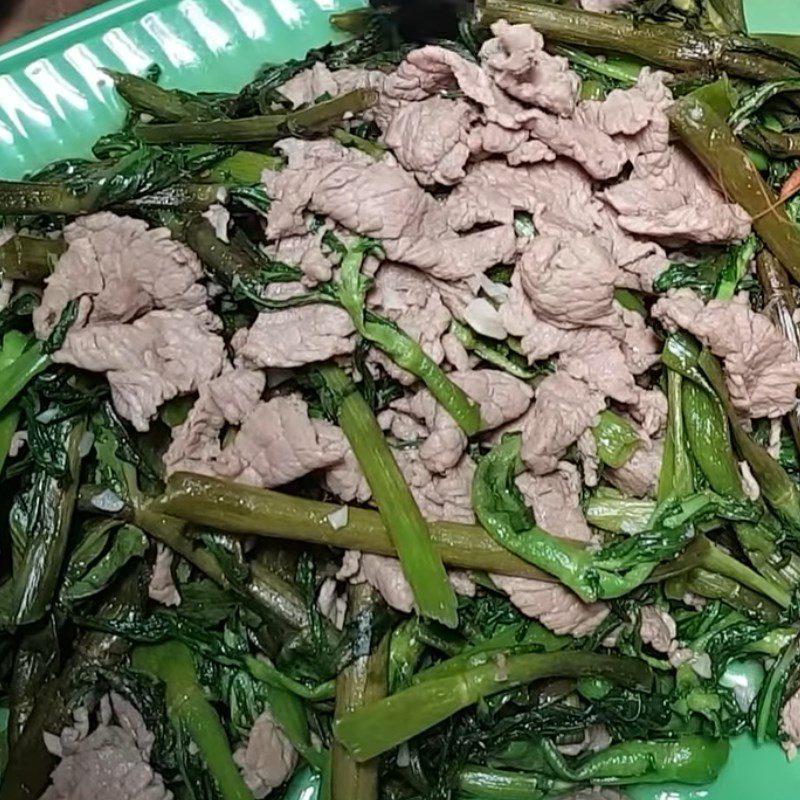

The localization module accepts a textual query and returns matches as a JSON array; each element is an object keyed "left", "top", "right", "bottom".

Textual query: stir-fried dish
[{"left": 4, "top": 1, "right": 800, "bottom": 798}]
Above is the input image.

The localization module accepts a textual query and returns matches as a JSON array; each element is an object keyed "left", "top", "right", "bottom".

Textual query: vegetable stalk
[
  {"left": 154, "top": 472, "right": 552, "bottom": 581},
  {"left": 334, "top": 651, "right": 652, "bottom": 761},
  {"left": 134, "top": 507, "right": 310, "bottom": 631},
  {"left": 133, "top": 641, "right": 254, "bottom": 800},
  {"left": 316, "top": 364, "right": 458, "bottom": 627},
  {"left": 698, "top": 349, "right": 800, "bottom": 534},
  {"left": 0, "top": 181, "right": 89, "bottom": 215},
  {"left": 10, "top": 416, "right": 86, "bottom": 624},
  {"left": 755, "top": 249, "right": 800, "bottom": 450},
  {"left": 331, "top": 585, "right": 389, "bottom": 800},
  {"left": 670, "top": 90, "right": 800, "bottom": 281},
  {"left": 478, "top": 1, "right": 800, "bottom": 81},
  {"left": 338, "top": 242, "right": 481, "bottom": 435},
  {"left": 592, "top": 409, "right": 640, "bottom": 469},
  {"left": 0, "top": 235, "right": 63, "bottom": 282},
  {"left": 104, "top": 69, "right": 218, "bottom": 122},
  {"left": 136, "top": 89, "right": 377, "bottom": 144},
  {"left": 541, "top": 735, "right": 730, "bottom": 785},
  {"left": 651, "top": 535, "right": 790, "bottom": 608},
  {"left": 0, "top": 568, "right": 145, "bottom": 800},
  {"left": 458, "top": 766, "right": 566, "bottom": 799},
  {"left": 658, "top": 369, "right": 695, "bottom": 502},
  {"left": 0, "top": 405, "right": 20, "bottom": 475},
  {"left": 0, "top": 333, "right": 50, "bottom": 416}
]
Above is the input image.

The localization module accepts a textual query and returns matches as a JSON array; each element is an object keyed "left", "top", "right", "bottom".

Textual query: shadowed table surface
[{"left": 0, "top": 0, "right": 105, "bottom": 43}]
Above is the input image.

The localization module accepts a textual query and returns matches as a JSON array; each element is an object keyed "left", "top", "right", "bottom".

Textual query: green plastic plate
[{"left": 1, "top": 1, "right": 798, "bottom": 798}]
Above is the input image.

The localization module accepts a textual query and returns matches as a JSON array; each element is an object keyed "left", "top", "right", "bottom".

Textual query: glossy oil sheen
[{"left": 0, "top": 1, "right": 798, "bottom": 798}]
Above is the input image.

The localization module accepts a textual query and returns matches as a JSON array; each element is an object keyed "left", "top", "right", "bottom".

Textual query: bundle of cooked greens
[{"left": 3, "top": 1, "right": 800, "bottom": 799}]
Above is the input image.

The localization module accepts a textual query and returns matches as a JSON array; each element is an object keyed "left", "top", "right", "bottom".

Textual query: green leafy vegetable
[
  {"left": 8, "top": 415, "right": 85, "bottom": 624},
  {"left": 472, "top": 434, "right": 726, "bottom": 602}
]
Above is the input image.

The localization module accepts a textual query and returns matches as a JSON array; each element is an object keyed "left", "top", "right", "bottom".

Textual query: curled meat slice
[
  {"left": 34, "top": 212, "right": 207, "bottom": 337},
  {"left": 479, "top": 20, "right": 579, "bottom": 117},
  {"left": 278, "top": 62, "right": 385, "bottom": 108},
  {"left": 652, "top": 289, "right": 800, "bottom": 418},
  {"left": 516, "top": 464, "right": 594, "bottom": 543},
  {"left": 368, "top": 262, "right": 452, "bottom": 380},
  {"left": 491, "top": 573, "right": 609, "bottom": 637},
  {"left": 338, "top": 551, "right": 475, "bottom": 614},
  {"left": 392, "top": 369, "right": 533, "bottom": 473},
  {"left": 164, "top": 367, "right": 266, "bottom": 476},
  {"left": 42, "top": 693, "right": 171, "bottom": 800},
  {"left": 606, "top": 438, "right": 664, "bottom": 499},
  {"left": 214, "top": 396, "right": 346, "bottom": 488},
  {"left": 265, "top": 228, "right": 335, "bottom": 286},
  {"left": 602, "top": 148, "right": 751, "bottom": 244},
  {"left": 524, "top": 106, "right": 628, "bottom": 180},
  {"left": 382, "top": 45, "right": 495, "bottom": 107},
  {"left": 55, "top": 310, "right": 226, "bottom": 432},
  {"left": 781, "top": 687, "right": 800, "bottom": 759},
  {"left": 233, "top": 305, "right": 355, "bottom": 369},
  {"left": 148, "top": 544, "right": 180, "bottom": 607},
  {"left": 639, "top": 605, "right": 678, "bottom": 654},
  {"left": 521, "top": 371, "right": 607, "bottom": 476},
  {"left": 234, "top": 710, "right": 297, "bottom": 798},
  {"left": 383, "top": 97, "right": 475, "bottom": 186},
  {"left": 518, "top": 235, "right": 620, "bottom": 330}
]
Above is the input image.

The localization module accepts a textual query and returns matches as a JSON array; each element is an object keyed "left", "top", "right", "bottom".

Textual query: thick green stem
[
  {"left": 331, "top": 585, "right": 388, "bottom": 800},
  {"left": 741, "top": 125, "right": 800, "bottom": 158},
  {"left": 449, "top": 320, "right": 536, "bottom": 381},
  {"left": 651, "top": 535, "right": 790, "bottom": 607},
  {"left": 334, "top": 651, "right": 652, "bottom": 762},
  {"left": 0, "top": 235, "right": 63, "bottom": 282},
  {"left": 681, "top": 379, "right": 743, "bottom": 498},
  {"left": 584, "top": 491, "right": 656, "bottom": 535},
  {"left": 133, "top": 641, "right": 253, "bottom": 800},
  {"left": 755, "top": 249, "right": 800, "bottom": 451},
  {"left": 11, "top": 417, "right": 86, "bottom": 625},
  {"left": 0, "top": 181, "right": 89, "bottom": 215},
  {"left": 698, "top": 349, "right": 800, "bottom": 533},
  {"left": 330, "top": 128, "right": 386, "bottom": 160},
  {"left": 134, "top": 508, "right": 310, "bottom": 631},
  {"left": 202, "top": 150, "right": 283, "bottom": 183},
  {"left": 318, "top": 364, "right": 458, "bottom": 627},
  {"left": 338, "top": 243, "right": 481, "bottom": 435},
  {"left": 670, "top": 91, "right": 800, "bottom": 281},
  {"left": 0, "top": 569, "right": 145, "bottom": 800},
  {"left": 458, "top": 766, "right": 565, "bottom": 799},
  {"left": 136, "top": 89, "right": 377, "bottom": 144},
  {"left": 125, "top": 182, "right": 229, "bottom": 211},
  {"left": 592, "top": 409, "right": 640, "bottom": 469},
  {"left": 154, "top": 472, "right": 552, "bottom": 581},
  {"left": 245, "top": 656, "right": 336, "bottom": 701},
  {"left": 686, "top": 567, "right": 782, "bottom": 621},
  {"left": 478, "top": 0, "right": 800, "bottom": 81},
  {"left": 0, "top": 342, "right": 50, "bottom": 415},
  {"left": 0, "top": 405, "right": 20, "bottom": 474},
  {"left": 658, "top": 370, "right": 694, "bottom": 502},
  {"left": 105, "top": 69, "right": 218, "bottom": 122},
  {"left": 541, "top": 736, "right": 729, "bottom": 785}
]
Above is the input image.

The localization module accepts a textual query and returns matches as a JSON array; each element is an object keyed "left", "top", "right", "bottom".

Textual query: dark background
[{"left": 0, "top": 0, "right": 104, "bottom": 43}]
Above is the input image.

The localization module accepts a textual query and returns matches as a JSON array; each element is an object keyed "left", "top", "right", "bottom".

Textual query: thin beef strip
[{"left": 652, "top": 289, "right": 800, "bottom": 418}]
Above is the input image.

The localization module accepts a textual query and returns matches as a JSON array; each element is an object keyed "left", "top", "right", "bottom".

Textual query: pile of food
[{"left": 3, "top": 1, "right": 800, "bottom": 798}]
